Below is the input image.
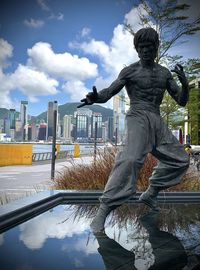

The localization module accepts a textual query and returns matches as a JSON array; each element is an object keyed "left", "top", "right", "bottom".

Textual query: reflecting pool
[{"left": 0, "top": 203, "right": 200, "bottom": 269}]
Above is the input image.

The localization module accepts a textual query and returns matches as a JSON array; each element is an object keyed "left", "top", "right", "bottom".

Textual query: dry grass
[
  {"left": 53, "top": 148, "right": 116, "bottom": 190},
  {"left": 52, "top": 146, "right": 200, "bottom": 191}
]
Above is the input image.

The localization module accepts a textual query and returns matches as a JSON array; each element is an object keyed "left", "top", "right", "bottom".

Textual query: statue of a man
[{"left": 78, "top": 28, "right": 190, "bottom": 232}]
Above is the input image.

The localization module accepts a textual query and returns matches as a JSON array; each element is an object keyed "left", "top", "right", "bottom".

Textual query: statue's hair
[{"left": 134, "top": 28, "right": 159, "bottom": 51}]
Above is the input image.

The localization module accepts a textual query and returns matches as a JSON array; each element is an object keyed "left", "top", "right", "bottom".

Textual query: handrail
[{"left": 32, "top": 150, "right": 73, "bottom": 162}]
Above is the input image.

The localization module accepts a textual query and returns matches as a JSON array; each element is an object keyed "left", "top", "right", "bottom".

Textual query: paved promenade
[
  {"left": 0, "top": 157, "right": 93, "bottom": 204},
  {"left": 0, "top": 156, "right": 199, "bottom": 205}
]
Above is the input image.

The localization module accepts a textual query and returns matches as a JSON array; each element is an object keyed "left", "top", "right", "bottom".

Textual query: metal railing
[
  {"left": 32, "top": 150, "right": 73, "bottom": 162},
  {"left": 32, "top": 147, "right": 113, "bottom": 162}
]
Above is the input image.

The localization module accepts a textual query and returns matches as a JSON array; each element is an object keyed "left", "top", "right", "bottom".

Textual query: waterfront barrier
[
  {"left": 0, "top": 144, "right": 32, "bottom": 166},
  {"left": 0, "top": 143, "right": 109, "bottom": 166}
]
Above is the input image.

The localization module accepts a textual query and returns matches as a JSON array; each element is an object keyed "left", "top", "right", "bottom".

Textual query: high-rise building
[
  {"left": 57, "top": 112, "right": 61, "bottom": 138},
  {"left": 74, "top": 108, "right": 92, "bottom": 141},
  {"left": 76, "top": 114, "right": 89, "bottom": 140},
  {"left": 102, "top": 122, "right": 107, "bottom": 142},
  {"left": 108, "top": 117, "right": 114, "bottom": 141},
  {"left": 20, "top": 101, "right": 28, "bottom": 141},
  {"left": 113, "top": 89, "right": 126, "bottom": 144},
  {"left": 9, "top": 109, "right": 16, "bottom": 129},
  {"left": 63, "top": 115, "right": 72, "bottom": 142},
  {"left": 15, "top": 119, "right": 23, "bottom": 141},
  {"left": 0, "top": 119, "right": 4, "bottom": 133},
  {"left": 4, "top": 118, "right": 10, "bottom": 136},
  {"left": 28, "top": 125, "right": 32, "bottom": 141},
  {"left": 46, "top": 101, "right": 58, "bottom": 140},
  {"left": 91, "top": 112, "right": 102, "bottom": 139},
  {"left": 9, "top": 109, "right": 16, "bottom": 141},
  {"left": 38, "top": 123, "right": 47, "bottom": 141},
  {"left": 31, "top": 123, "right": 38, "bottom": 141}
]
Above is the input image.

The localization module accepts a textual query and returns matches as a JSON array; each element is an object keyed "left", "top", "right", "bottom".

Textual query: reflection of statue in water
[
  {"left": 140, "top": 212, "right": 187, "bottom": 269},
  {"left": 95, "top": 232, "right": 136, "bottom": 270},
  {"left": 94, "top": 212, "right": 187, "bottom": 270},
  {"left": 78, "top": 27, "right": 190, "bottom": 232}
]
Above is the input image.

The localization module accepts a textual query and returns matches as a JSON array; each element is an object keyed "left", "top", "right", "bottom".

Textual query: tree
[
  {"left": 183, "top": 58, "right": 200, "bottom": 144},
  {"left": 160, "top": 92, "right": 186, "bottom": 128},
  {"left": 125, "top": 0, "right": 200, "bottom": 64},
  {"left": 125, "top": 1, "right": 200, "bottom": 130},
  {"left": 187, "top": 87, "right": 200, "bottom": 144}
]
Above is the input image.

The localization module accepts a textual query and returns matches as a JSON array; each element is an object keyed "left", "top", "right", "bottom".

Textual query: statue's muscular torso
[
  {"left": 96, "top": 60, "right": 185, "bottom": 113},
  {"left": 119, "top": 61, "right": 169, "bottom": 107}
]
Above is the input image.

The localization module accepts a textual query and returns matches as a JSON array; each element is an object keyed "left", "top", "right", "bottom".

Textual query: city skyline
[
  {"left": 0, "top": 98, "right": 116, "bottom": 143},
  {"left": 0, "top": 0, "right": 200, "bottom": 116}
]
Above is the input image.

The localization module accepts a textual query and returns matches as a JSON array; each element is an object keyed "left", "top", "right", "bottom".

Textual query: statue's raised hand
[
  {"left": 77, "top": 86, "right": 98, "bottom": 108},
  {"left": 171, "top": 64, "right": 187, "bottom": 85}
]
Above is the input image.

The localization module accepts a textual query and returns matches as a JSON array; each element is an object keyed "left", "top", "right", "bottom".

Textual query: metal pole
[{"left": 51, "top": 108, "right": 57, "bottom": 179}]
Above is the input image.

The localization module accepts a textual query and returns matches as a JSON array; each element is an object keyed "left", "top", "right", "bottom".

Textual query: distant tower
[
  {"left": 113, "top": 89, "right": 126, "bottom": 144},
  {"left": 63, "top": 115, "right": 72, "bottom": 142},
  {"left": 108, "top": 117, "right": 114, "bottom": 141},
  {"left": 20, "top": 101, "right": 28, "bottom": 141},
  {"left": 38, "top": 123, "right": 47, "bottom": 141},
  {"left": 74, "top": 108, "right": 92, "bottom": 141},
  {"left": 9, "top": 109, "right": 16, "bottom": 129},
  {"left": 46, "top": 101, "right": 58, "bottom": 141},
  {"left": 91, "top": 112, "right": 102, "bottom": 139},
  {"left": 9, "top": 109, "right": 16, "bottom": 140}
]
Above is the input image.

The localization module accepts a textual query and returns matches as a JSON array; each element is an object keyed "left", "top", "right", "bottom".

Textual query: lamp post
[{"left": 51, "top": 101, "right": 57, "bottom": 179}]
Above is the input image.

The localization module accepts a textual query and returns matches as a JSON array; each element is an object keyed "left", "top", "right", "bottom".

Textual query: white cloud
[
  {"left": 37, "top": 0, "right": 50, "bottom": 11},
  {"left": 56, "top": 12, "right": 64, "bottom": 21},
  {"left": 62, "top": 80, "right": 91, "bottom": 102},
  {"left": 0, "top": 38, "right": 99, "bottom": 108},
  {"left": 0, "top": 38, "right": 13, "bottom": 68},
  {"left": 0, "top": 70, "right": 15, "bottom": 108},
  {"left": 37, "top": 0, "right": 64, "bottom": 21},
  {"left": 19, "top": 205, "right": 97, "bottom": 251},
  {"left": 124, "top": 4, "right": 151, "bottom": 31},
  {"left": 24, "top": 18, "right": 45, "bottom": 28},
  {"left": 73, "top": 24, "right": 137, "bottom": 77},
  {"left": 11, "top": 64, "right": 58, "bottom": 99},
  {"left": 81, "top": 27, "right": 91, "bottom": 37},
  {"left": 27, "top": 42, "right": 98, "bottom": 80},
  {"left": 49, "top": 12, "right": 64, "bottom": 21},
  {"left": 68, "top": 7, "right": 143, "bottom": 109}
]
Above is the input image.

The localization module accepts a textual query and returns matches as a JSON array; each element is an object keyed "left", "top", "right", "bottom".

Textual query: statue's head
[{"left": 134, "top": 28, "right": 159, "bottom": 62}]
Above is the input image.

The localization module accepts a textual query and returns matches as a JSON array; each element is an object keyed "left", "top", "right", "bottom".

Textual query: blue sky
[{"left": 0, "top": 0, "right": 199, "bottom": 116}]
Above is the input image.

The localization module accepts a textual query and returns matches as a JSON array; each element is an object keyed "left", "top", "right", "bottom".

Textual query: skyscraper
[
  {"left": 113, "top": 89, "right": 127, "bottom": 144},
  {"left": 91, "top": 112, "right": 102, "bottom": 139},
  {"left": 46, "top": 101, "right": 58, "bottom": 141},
  {"left": 20, "top": 101, "right": 28, "bottom": 141},
  {"left": 108, "top": 117, "right": 114, "bottom": 141},
  {"left": 9, "top": 109, "right": 16, "bottom": 130},
  {"left": 74, "top": 108, "right": 92, "bottom": 141},
  {"left": 63, "top": 115, "right": 72, "bottom": 142},
  {"left": 38, "top": 123, "right": 47, "bottom": 141}
]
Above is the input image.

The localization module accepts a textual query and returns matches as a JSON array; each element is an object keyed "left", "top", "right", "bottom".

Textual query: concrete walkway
[
  {"left": 0, "top": 157, "right": 93, "bottom": 204},
  {"left": 0, "top": 156, "right": 199, "bottom": 205}
]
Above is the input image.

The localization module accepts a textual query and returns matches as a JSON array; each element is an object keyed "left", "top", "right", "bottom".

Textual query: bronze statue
[{"left": 78, "top": 27, "right": 190, "bottom": 232}]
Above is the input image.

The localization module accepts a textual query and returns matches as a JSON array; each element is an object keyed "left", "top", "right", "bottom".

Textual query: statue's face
[{"left": 137, "top": 41, "right": 157, "bottom": 62}]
